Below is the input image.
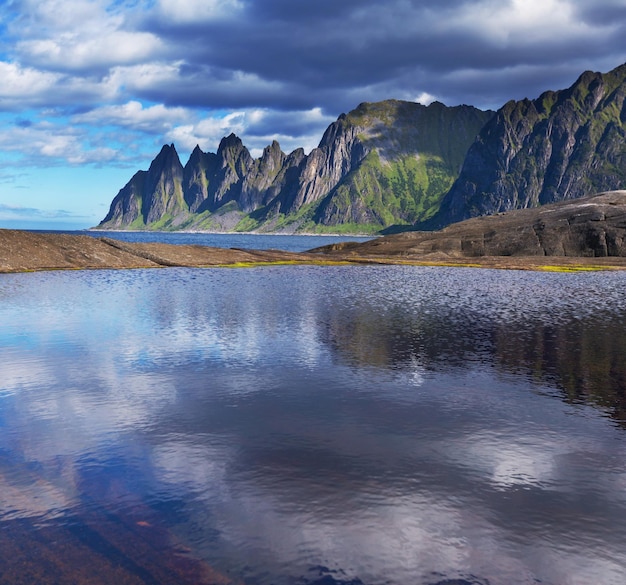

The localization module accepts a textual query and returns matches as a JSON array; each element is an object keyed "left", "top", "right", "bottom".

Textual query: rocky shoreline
[
  {"left": 0, "top": 229, "right": 329, "bottom": 273},
  {"left": 3, "top": 191, "right": 626, "bottom": 273},
  {"left": 315, "top": 191, "right": 626, "bottom": 270}
]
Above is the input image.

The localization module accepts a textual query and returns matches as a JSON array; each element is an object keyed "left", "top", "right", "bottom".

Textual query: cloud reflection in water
[{"left": 0, "top": 266, "right": 626, "bottom": 585}]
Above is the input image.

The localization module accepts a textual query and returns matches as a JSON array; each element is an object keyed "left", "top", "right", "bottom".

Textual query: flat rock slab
[
  {"left": 0, "top": 231, "right": 161, "bottom": 272},
  {"left": 0, "top": 230, "right": 321, "bottom": 273}
]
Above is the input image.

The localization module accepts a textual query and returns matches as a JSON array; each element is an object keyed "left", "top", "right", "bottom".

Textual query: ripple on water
[{"left": 1, "top": 266, "right": 626, "bottom": 584}]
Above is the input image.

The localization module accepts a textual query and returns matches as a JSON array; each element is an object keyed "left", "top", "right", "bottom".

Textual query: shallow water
[{"left": 1, "top": 265, "right": 626, "bottom": 585}]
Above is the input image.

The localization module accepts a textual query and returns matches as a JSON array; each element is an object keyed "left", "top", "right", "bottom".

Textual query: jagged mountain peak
[
  {"left": 256, "top": 140, "right": 284, "bottom": 162},
  {"left": 217, "top": 133, "right": 245, "bottom": 152},
  {"left": 151, "top": 142, "right": 180, "bottom": 162},
  {"left": 265, "top": 139, "right": 282, "bottom": 153},
  {"left": 99, "top": 98, "right": 493, "bottom": 233}
]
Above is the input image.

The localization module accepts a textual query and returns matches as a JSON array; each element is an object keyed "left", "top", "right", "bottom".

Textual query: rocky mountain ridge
[
  {"left": 99, "top": 63, "right": 626, "bottom": 234},
  {"left": 98, "top": 101, "right": 494, "bottom": 233}
]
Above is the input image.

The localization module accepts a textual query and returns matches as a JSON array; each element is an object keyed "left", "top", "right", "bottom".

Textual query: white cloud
[
  {"left": 157, "top": 0, "right": 243, "bottom": 23},
  {"left": 0, "top": 60, "right": 122, "bottom": 110},
  {"left": 0, "top": 123, "right": 118, "bottom": 165},
  {"left": 165, "top": 111, "right": 247, "bottom": 152},
  {"left": 415, "top": 92, "right": 436, "bottom": 106},
  {"left": 17, "top": 0, "right": 109, "bottom": 31},
  {"left": 446, "top": 0, "right": 594, "bottom": 45},
  {"left": 19, "top": 30, "right": 164, "bottom": 70},
  {"left": 0, "top": 61, "right": 60, "bottom": 104},
  {"left": 11, "top": 0, "right": 164, "bottom": 72},
  {"left": 107, "top": 61, "right": 184, "bottom": 92},
  {"left": 73, "top": 101, "right": 191, "bottom": 133},
  {"left": 163, "top": 107, "right": 332, "bottom": 158}
]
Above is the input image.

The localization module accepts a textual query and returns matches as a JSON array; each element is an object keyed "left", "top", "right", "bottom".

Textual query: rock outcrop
[
  {"left": 0, "top": 229, "right": 326, "bottom": 273},
  {"left": 317, "top": 191, "right": 626, "bottom": 259}
]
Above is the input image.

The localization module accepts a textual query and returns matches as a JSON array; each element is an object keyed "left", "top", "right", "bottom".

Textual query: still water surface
[{"left": 1, "top": 265, "right": 626, "bottom": 585}]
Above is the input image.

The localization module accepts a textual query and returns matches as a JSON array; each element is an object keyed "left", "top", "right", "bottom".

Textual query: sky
[{"left": 0, "top": 0, "right": 625, "bottom": 229}]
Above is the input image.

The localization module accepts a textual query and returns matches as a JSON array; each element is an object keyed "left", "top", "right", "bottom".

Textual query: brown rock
[
  {"left": 0, "top": 230, "right": 319, "bottom": 273},
  {"left": 315, "top": 191, "right": 626, "bottom": 263}
]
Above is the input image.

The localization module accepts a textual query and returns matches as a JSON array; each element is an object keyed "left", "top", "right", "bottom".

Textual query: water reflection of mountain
[
  {"left": 320, "top": 288, "right": 626, "bottom": 426},
  {"left": 494, "top": 317, "right": 626, "bottom": 420}
]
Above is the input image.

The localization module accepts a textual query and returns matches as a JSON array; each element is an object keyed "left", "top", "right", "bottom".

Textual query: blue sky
[{"left": 0, "top": 0, "right": 625, "bottom": 230}]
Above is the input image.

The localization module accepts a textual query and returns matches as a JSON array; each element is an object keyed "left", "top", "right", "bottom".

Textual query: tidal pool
[{"left": 1, "top": 265, "right": 625, "bottom": 585}]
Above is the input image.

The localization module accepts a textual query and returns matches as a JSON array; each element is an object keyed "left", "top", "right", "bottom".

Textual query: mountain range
[{"left": 98, "top": 63, "right": 626, "bottom": 234}]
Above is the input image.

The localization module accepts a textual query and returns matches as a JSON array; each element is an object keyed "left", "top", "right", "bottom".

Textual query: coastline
[
  {"left": 2, "top": 228, "right": 626, "bottom": 273},
  {"left": 88, "top": 227, "right": 377, "bottom": 238}
]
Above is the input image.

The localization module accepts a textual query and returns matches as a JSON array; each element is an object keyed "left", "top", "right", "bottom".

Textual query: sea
[{"left": 45, "top": 229, "right": 375, "bottom": 253}]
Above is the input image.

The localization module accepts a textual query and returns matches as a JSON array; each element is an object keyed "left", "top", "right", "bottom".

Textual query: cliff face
[
  {"left": 427, "top": 63, "right": 626, "bottom": 228},
  {"left": 98, "top": 100, "right": 493, "bottom": 233},
  {"left": 314, "top": 100, "right": 493, "bottom": 228},
  {"left": 101, "top": 144, "right": 186, "bottom": 229}
]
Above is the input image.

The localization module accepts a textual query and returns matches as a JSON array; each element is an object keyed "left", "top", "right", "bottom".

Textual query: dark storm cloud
[
  {"left": 2, "top": 0, "right": 626, "bottom": 168},
  {"left": 244, "top": 110, "right": 336, "bottom": 140},
  {"left": 6, "top": 0, "right": 626, "bottom": 115},
  {"left": 573, "top": 0, "right": 626, "bottom": 25},
  {"left": 133, "top": 0, "right": 626, "bottom": 114}
]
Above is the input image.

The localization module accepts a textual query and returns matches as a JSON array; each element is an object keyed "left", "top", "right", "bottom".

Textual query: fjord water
[
  {"left": 65, "top": 230, "right": 373, "bottom": 252},
  {"left": 1, "top": 265, "right": 626, "bottom": 585}
]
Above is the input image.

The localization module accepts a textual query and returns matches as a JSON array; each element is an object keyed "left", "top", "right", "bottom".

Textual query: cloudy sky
[{"left": 0, "top": 0, "right": 625, "bottom": 229}]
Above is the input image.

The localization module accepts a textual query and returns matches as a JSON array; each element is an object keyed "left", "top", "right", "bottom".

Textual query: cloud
[
  {"left": 19, "top": 30, "right": 164, "bottom": 72},
  {"left": 444, "top": 0, "right": 590, "bottom": 44},
  {"left": 0, "top": 202, "right": 87, "bottom": 220},
  {"left": 133, "top": 0, "right": 626, "bottom": 113},
  {"left": 0, "top": 170, "right": 28, "bottom": 184},
  {"left": 8, "top": 0, "right": 164, "bottom": 72},
  {"left": 7, "top": 0, "right": 626, "bottom": 115},
  {"left": 415, "top": 92, "right": 436, "bottom": 106},
  {"left": 156, "top": 0, "right": 244, "bottom": 24},
  {"left": 160, "top": 106, "right": 338, "bottom": 158},
  {"left": 0, "top": 61, "right": 61, "bottom": 107},
  {"left": 111, "top": 62, "right": 292, "bottom": 109},
  {"left": 72, "top": 100, "right": 191, "bottom": 133},
  {"left": 0, "top": 120, "right": 121, "bottom": 165},
  {"left": 164, "top": 111, "right": 246, "bottom": 153},
  {"left": 569, "top": 0, "right": 626, "bottom": 26},
  {"left": 244, "top": 107, "right": 335, "bottom": 139},
  {"left": 2, "top": 0, "right": 626, "bottom": 116},
  {"left": 0, "top": 61, "right": 120, "bottom": 110}
]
